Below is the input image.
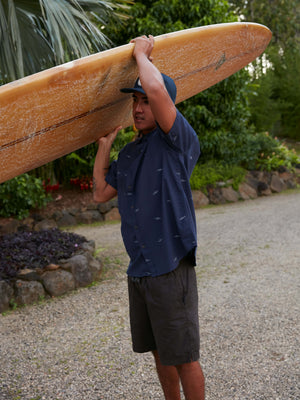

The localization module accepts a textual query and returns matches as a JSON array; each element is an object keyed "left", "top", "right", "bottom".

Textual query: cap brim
[{"left": 120, "top": 87, "right": 146, "bottom": 95}]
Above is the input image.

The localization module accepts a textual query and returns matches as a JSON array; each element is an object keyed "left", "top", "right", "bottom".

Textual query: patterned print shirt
[{"left": 106, "top": 110, "right": 200, "bottom": 277}]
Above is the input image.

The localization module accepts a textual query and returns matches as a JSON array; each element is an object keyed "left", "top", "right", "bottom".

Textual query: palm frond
[
  {"left": 0, "top": 1, "right": 18, "bottom": 81},
  {"left": 0, "top": 0, "right": 132, "bottom": 84}
]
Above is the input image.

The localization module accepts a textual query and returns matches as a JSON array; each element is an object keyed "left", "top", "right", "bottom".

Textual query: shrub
[
  {"left": 190, "top": 161, "right": 247, "bottom": 193},
  {"left": 110, "top": 128, "right": 136, "bottom": 161},
  {"left": 255, "top": 141, "right": 299, "bottom": 171},
  {"left": 0, "top": 174, "right": 50, "bottom": 219},
  {"left": 239, "top": 132, "right": 299, "bottom": 171},
  {"left": 194, "top": 130, "right": 299, "bottom": 172}
]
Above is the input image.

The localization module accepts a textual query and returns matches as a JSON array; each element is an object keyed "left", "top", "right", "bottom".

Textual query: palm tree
[{"left": 0, "top": 0, "right": 131, "bottom": 84}]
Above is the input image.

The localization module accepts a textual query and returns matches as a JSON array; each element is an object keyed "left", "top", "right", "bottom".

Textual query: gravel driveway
[{"left": 1, "top": 191, "right": 299, "bottom": 400}]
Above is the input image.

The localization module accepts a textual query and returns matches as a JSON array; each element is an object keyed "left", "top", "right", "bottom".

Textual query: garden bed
[{"left": 0, "top": 229, "right": 102, "bottom": 313}]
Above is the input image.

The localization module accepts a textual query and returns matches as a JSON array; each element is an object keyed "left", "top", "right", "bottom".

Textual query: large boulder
[
  {"left": 104, "top": 207, "right": 121, "bottom": 221},
  {"left": 41, "top": 269, "right": 76, "bottom": 297},
  {"left": 207, "top": 187, "right": 226, "bottom": 205},
  {"left": 76, "top": 210, "right": 103, "bottom": 224},
  {"left": 238, "top": 183, "right": 258, "bottom": 200},
  {"left": 15, "top": 280, "right": 45, "bottom": 306},
  {"left": 270, "top": 174, "right": 287, "bottom": 193},
  {"left": 60, "top": 254, "right": 93, "bottom": 288},
  {"left": 221, "top": 187, "right": 240, "bottom": 203},
  {"left": 192, "top": 191, "right": 209, "bottom": 208},
  {"left": 56, "top": 211, "right": 77, "bottom": 227},
  {"left": 0, "top": 281, "right": 14, "bottom": 312},
  {"left": 34, "top": 219, "right": 57, "bottom": 231}
]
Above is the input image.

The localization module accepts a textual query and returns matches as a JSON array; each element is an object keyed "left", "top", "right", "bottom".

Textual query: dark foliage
[{"left": 0, "top": 229, "right": 87, "bottom": 281}]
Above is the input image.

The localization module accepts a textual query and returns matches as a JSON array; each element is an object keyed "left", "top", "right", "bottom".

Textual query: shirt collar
[{"left": 135, "top": 128, "right": 156, "bottom": 144}]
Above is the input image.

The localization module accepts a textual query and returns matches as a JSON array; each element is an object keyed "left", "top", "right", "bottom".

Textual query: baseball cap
[{"left": 120, "top": 73, "right": 177, "bottom": 103}]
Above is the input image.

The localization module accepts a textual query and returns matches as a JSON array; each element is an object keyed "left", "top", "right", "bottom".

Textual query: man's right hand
[
  {"left": 131, "top": 35, "right": 154, "bottom": 63},
  {"left": 96, "top": 125, "right": 122, "bottom": 147}
]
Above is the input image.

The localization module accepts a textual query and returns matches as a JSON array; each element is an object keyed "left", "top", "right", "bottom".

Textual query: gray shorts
[{"left": 127, "top": 257, "right": 200, "bottom": 366}]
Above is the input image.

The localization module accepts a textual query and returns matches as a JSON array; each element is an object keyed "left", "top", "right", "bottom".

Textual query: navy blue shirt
[{"left": 105, "top": 110, "right": 200, "bottom": 277}]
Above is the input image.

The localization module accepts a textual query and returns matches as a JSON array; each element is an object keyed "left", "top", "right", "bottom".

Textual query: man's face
[{"left": 132, "top": 92, "right": 156, "bottom": 135}]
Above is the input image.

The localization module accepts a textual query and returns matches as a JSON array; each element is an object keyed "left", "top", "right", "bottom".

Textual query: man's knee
[{"left": 176, "top": 360, "right": 205, "bottom": 384}]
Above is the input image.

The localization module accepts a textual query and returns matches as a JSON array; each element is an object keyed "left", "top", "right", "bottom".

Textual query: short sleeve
[
  {"left": 168, "top": 111, "right": 198, "bottom": 150},
  {"left": 160, "top": 110, "right": 201, "bottom": 175},
  {"left": 105, "top": 160, "right": 118, "bottom": 190}
]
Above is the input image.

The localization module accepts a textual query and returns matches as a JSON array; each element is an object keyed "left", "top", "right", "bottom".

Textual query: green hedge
[
  {"left": 0, "top": 174, "right": 50, "bottom": 219},
  {"left": 190, "top": 162, "right": 247, "bottom": 193}
]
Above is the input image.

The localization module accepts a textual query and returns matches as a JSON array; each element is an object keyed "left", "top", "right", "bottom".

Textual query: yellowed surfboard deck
[{"left": 0, "top": 22, "right": 271, "bottom": 183}]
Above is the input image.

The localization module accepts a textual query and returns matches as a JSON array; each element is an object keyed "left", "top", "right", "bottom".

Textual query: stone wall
[
  {"left": 0, "top": 240, "right": 102, "bottom": 313},
  {"left": 0, "top": 198, "right": 120, "bottom": 236},
  {"left": 194, "top": 169, "right": 299, "bottom": 207}
]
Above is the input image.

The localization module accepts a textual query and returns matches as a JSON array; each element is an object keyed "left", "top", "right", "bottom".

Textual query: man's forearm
[
  {"left": 93, "top": 127, "right": 120, "bottom": 203},
  {"left": 132, "top": 36, "right": 164, "bottom": 98},
  {"left": 93, "top": 142, "right": 110, "bottom": 196}
]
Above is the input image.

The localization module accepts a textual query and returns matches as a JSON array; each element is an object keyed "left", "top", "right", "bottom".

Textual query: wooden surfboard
[{"left": 0, "top": 22, "right": 272, "bottom": 184}]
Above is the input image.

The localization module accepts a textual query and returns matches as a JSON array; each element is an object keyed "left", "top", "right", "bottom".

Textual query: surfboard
[{"left": 0, "top": 22, "right": 272, "bottom": 184}]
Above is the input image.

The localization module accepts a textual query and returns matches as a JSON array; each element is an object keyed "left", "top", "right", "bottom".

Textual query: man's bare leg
[
  {"left": 176, "top": 361, "right": 205, "bottom": 400},
  {"left": 153, "top": 350, "right": 181, "bottom": 400}
]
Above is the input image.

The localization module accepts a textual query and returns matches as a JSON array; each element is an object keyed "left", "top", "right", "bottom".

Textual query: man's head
[
  {"left": 120, "top": 73, "right": 177, "bottom": 103},
  {"left": 120, "top": 74, "right": 177, "bottom": 135}
]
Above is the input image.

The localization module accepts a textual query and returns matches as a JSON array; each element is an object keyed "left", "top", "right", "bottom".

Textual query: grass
[{"left": 63, "top": 219, "right": 120, "bottom": 231}]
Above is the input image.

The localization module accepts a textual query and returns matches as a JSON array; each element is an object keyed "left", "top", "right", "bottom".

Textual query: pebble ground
[{"left": 0, "top": 191, "right": 299, "bottom": 399}]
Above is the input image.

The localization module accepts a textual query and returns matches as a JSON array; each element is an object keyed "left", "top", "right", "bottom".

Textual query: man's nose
[{"left": 135, "top": 100, "right": 143, "bottom": 112}]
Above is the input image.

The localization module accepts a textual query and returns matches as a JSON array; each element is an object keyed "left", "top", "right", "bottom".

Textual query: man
[{"left": 93, "top": 35, "right": 205, "bottom": 400}]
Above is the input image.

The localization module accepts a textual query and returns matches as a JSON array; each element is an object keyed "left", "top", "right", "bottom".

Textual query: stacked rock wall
[{"left": 0, "top": 241, "right": 102, "bottom": 313}]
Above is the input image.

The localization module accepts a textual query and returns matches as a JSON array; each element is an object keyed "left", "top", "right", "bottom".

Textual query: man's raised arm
[{"left": 131, "top": 35, "right": 177, "bottom": 134}]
